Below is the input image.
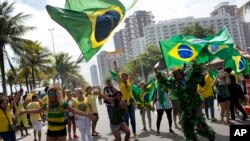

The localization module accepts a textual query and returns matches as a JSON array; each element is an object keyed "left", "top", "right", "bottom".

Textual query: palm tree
[
  {"left": 22, "top": 41, "right": 53, "bottom": 89},
  {"left": 54, "top": 53, "right": 77, "bottom": 89},
  {"left": 0, "top": 1, "right": 34, "bottom": 94},
  {"left": 6, "top": 69, "right": 15, "bottom": 94}
]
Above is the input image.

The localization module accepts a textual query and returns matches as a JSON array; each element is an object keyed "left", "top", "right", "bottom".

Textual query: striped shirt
[{"left": 43, "top": 102, "right": 69, "bottom": 131}]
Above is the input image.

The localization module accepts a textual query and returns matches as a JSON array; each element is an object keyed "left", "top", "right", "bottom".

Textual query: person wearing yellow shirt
[
  {"left": 15, "top": 96, "right": 29, "bottom": 137},
  {"left": 198, "top": 73, "right": 217, "bottom": 121},
  {"left": 138, "top": 81, "right": 152, "bottom": 131},
  {"left": 18, "top": 86, "right": 96, "bottom": 141},
  {"left": 0, "top": 89, "right": 23, "bottom": 141},
  {"left": 27, "top": 95, "right": 42, "bottom": 141},
  {"left": 73, "top": 88, "right": 93, "bottom": 141},
  {"left": 85, "top": 86, "right": 100, "bottom": 136},
  {"left": 114, "top": 61, "right": 138, "bottom": 137}
]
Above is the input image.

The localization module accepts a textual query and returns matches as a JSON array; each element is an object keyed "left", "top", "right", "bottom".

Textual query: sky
[{"left": 2, "top": 0, "right": 250, "bottom": 87}]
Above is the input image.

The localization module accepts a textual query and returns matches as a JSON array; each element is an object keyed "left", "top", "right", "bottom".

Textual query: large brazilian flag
[
  {"left": 46, "top": 0, "right": 126, "bottom": 61},
  {"left": 159, "top": 35, "right": 205, "bottom": 68}
]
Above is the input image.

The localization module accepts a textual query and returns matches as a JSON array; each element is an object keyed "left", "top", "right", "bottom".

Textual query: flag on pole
[{"left": 159, "top": 36, "right": 205, "bottom": 68}]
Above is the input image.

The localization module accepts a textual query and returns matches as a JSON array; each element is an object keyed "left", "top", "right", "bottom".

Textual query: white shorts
[{"left": 31, "top": 120, "right": 42, "bottom": 131}]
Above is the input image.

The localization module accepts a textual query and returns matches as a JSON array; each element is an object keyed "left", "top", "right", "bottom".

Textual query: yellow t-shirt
[
  {"left": 87, "top": 95, "right": 98, "bottom": 113},
  {"left": 197, "top": 74, "right": 214, "bottom": 99},
  {"left": 0, "top": 104, "right": 13, "bottom": 132},
  {"left": 73, "top": 98, "right": 90, "bottom": 113},
  {"left": 118, "top": 79, "right": 133, "bottom": 104},
  {"left": 27, "top": 101, "right": 41, "bottom": 121},
  {"left": 42, "top": 95, "right": 48, "bottom": 105}
]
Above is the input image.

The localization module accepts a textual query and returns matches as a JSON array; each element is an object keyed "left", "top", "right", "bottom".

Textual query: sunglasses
[{"left": 48, "top": 91, "right": 57, "bottom": 97}]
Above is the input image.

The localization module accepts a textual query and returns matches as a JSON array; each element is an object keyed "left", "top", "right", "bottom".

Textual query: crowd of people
[{"left": 0, "top": 61, "right": 249, "bottom": 141}]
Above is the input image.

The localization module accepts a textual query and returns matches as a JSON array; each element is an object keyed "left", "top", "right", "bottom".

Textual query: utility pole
[{"left": 49, "top": 28, "right": 56, "bottom": 54}]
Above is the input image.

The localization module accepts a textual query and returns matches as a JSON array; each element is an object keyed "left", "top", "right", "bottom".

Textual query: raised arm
[
  {"left": 10, "top": 89, "right": 23, "bottom": 108},
  {"left": 114, "top": 61, "right": 121, "bottom": 82}
]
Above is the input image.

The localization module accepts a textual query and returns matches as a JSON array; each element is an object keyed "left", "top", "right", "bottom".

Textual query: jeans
[
  {"left": 141, "top": 109, "right": 152, "bottom": 129},
  {"left": 203, "top": 96, "right": 215, "bottom": 119},
  {"left": 106, "top": 105, "right": 112, "bottom": 120},
  {"left": 0, "top": 131, "right": 16, "bottom": 141},
  {"left": 124, "top": 100, "right": 136, "bottom": 134}
]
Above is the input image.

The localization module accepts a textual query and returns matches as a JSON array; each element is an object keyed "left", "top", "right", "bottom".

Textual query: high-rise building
[
  {"left": 97, "top": 51, "right": 125, "bottom": 86},
  {"left": 113, "top": 10, "right": 155, "bottom": 63},
  {"left": 143, "top": 14, "right": 243, "bottom": 49},
  {"left": 113, "top": 29, "right": 126, "bottom": 52},
  {"left": 210, "top": 2, "right": 237, "bottom": 17},
  {"left": 131, "top": 37, "right": 146, "bottom": 57},
  {"left": 210, "top": 1, "right": 250, "bottom": 51},
  {"left": 90, "top": 65, "right": 100, "bottom": 86}
]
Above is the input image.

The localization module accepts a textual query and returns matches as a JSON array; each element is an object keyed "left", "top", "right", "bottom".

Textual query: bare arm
[
  {"left": 19, "top": 107, "right": 45, "bottom": 116},
  {"left": 97, "top": 92, "right": 114, "bottom": 105},
  {"left": 225, "top": 74, "right": 231, "bottom": 85},
  {"left": 67, "top": 106, "right": 97, "bottom": 121},
  {"left": 121, "top": 101, "right": 128, "bottom": 112},
  {"left": 152, "top": 90, "right": 157, "bottom": 111},
  {"left": 114, "top": 61, "right": 121, "bottom": 82},
  {"left": 10, "top": 90, "right": 22, "bottom": 108},
  {"left": 67, "top": 106, "right": 89, "bottom": 116},
  {"left": 212, "top": 75, "right": 218, "bottom": 87}
]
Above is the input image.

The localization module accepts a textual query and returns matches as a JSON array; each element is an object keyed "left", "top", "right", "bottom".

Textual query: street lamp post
[{"left": 49, "top": 28, "right": 56, "bottom": 54}]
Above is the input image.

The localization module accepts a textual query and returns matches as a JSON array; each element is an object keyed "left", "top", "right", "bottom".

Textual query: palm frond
[{"left": 3, "top": 2, "right": 15, "bottom": 16}]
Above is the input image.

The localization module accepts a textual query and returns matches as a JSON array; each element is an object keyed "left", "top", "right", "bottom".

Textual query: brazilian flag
[
  {"left": 224, "top": 55, "right": 249, "bottom": 74},
  {"left": 46, "top": 0, "right": 126, "bottom": 61},
  {"left": 159, "top": 35, "right": 205, "bottom": 68}
]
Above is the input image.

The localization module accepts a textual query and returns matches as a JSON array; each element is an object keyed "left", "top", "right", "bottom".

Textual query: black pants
[
  {"left": 230, "top": 99, "right": 247, "bottom": 119},
  {"left": 156, "top": 108, "right": 172, "bottom": 132}
]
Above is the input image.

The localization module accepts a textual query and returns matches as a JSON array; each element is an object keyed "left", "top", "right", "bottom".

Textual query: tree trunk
[
  {"left": 32, "top": 66, "right": 36, "bottom": 89},
  {"left": 10, "top": 84, "right": 13, "bottom": 94},
  {"left": 25, "top": 74, "right": 29, "bottom": 93},
  {"left": 0, "top": 45, "right": 7, "bottom": 95},
  {"left": 60, "top": 72, "right": 64, "bottom": 89},
  {"left": 29, "top": 78, "right": 33, "bottom": 91}
]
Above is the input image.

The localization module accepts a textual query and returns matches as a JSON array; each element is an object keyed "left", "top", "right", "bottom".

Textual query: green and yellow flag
[
  {"left": 46, "top": 0, "right": 126, "bottom": 61},
  {"left": 159, "top": 35, "right": 205, "bottom": 68},
  {"left": 224, "top": 55, "right": 248, "bottom": 74}
]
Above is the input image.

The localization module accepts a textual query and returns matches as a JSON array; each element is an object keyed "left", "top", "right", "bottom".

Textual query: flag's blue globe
[
  {"left": 211, "top": 45, "right": 219, "bottom": 53},
  {"left": 239, "top": 58, "right": 245, "bottom": 70},
  {"left": 178, "top": 44, "right": 193, "bottom": 59}
]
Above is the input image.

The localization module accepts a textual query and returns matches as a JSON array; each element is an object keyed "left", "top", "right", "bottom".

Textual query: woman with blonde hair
[
  {"left": 19, "top": 86, "right": 96, "bottom": 141},
  {"left": 213, "top": 68, "right": 231, "bottom": 124}
]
